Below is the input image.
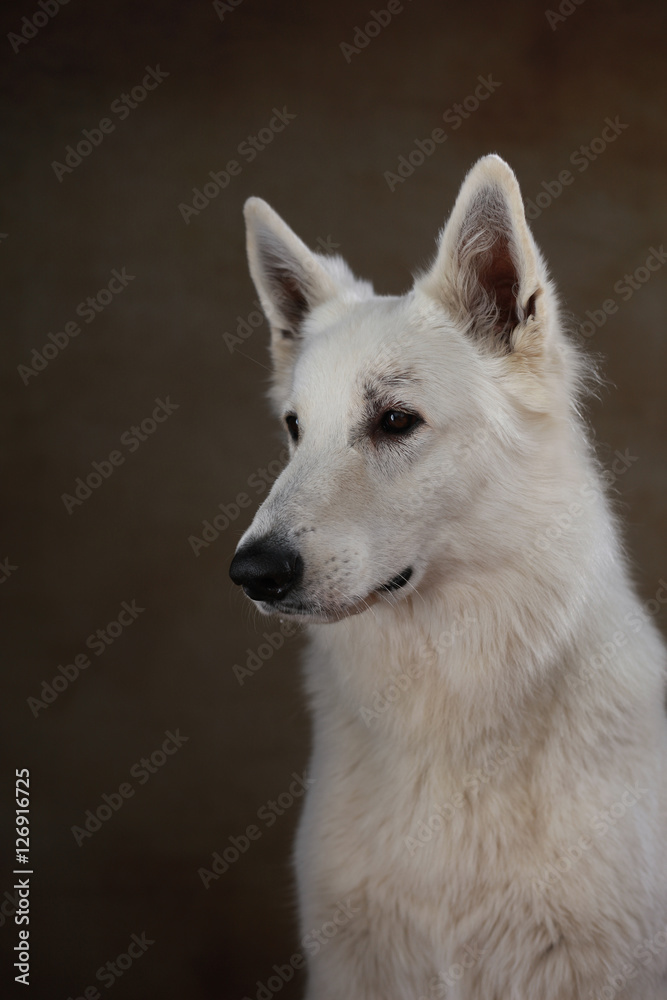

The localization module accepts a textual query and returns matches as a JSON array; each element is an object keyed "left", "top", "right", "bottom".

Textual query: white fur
[{"left": 235, "top": 155, "right": 667, "bottom": 999}]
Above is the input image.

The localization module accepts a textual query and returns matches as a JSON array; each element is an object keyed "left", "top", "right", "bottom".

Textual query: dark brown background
[{"left": 1, "top": 1, "right": 666, "bottom": 998}]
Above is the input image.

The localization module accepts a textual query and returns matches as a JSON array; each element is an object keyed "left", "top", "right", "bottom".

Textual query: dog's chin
[
  {"left": 253, "top": 568, "right": 415, "bottom": 624},
  {"left": 254, "top": 593, "right": 380, "bottom": 625}
]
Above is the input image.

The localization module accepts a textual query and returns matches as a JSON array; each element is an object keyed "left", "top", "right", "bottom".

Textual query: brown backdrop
[{"left": 2, "top": 1, "right": 666, "bottom": 997}]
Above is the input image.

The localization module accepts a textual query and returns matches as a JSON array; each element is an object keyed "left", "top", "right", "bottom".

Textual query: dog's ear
[
  {"left": 418, "top": 155, "right": 547, "bottom": 354},
  {"left": 244, "top": 198, "right": 340, "bottom": 388}
]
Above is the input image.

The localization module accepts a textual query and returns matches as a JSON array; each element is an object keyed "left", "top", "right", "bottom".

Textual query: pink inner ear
[
  {"left": 452, "top": 187, "right": 524, "bottom": 348},
  {"left": 278, "top": 272, "right": 309, "bottom": 333},
  {"left": 259, "top": 248, "right": 310, "bottom": 335},
  {"left": 477, "top": 235, "right": 520, "bottom": 337}
]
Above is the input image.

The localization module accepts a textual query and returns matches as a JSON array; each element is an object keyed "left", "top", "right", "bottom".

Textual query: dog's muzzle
[{"left": 229, "top": 538, "right": 303, "bottom": 603}]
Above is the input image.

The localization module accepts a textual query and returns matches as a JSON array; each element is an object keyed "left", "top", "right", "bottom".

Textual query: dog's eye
[
  {"left": 379, "top": 409, "right": 422, "bottom": 435},
  {"left": 285, "top": 413, "right": 299, "bottom": 442}
]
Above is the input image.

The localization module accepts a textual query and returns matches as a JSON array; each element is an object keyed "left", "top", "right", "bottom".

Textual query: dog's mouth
[
  {"left": 256, "top": 566, "right": 415, "bottom": 623},
  {"left": 376, "top": 567, "right": 413, "bottom": 593}
]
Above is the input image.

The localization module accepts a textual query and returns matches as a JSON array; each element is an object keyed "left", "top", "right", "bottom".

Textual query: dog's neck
[{"left": 304, "top": 492, "right": 638, "bottom": 773}]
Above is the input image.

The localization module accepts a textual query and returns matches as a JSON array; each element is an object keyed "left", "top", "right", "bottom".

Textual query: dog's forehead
[
  {"left": 290, "top": 293, "right": 466, "bottom": 415},
  {"left": 294, "top": 299, "right": 406, "bottom": 403}
]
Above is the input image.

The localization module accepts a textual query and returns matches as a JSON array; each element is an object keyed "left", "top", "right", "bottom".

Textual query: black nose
[{"left": 229, "top": 538, "right": 303, "bottom": 602}]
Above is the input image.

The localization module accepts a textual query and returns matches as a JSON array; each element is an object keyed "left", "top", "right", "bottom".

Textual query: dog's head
[{"left": 229, "top": 155, "right": 578, "bottom": 623}]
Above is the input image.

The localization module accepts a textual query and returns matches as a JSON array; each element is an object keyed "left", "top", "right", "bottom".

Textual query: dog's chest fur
[{"left": 295, "top": 600, "right": 667, "bottom": 998}]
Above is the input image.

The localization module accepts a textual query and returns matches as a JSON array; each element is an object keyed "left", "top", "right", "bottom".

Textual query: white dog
[{"left": 229, "top": 155, "right": 667, "bottom": 999}]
